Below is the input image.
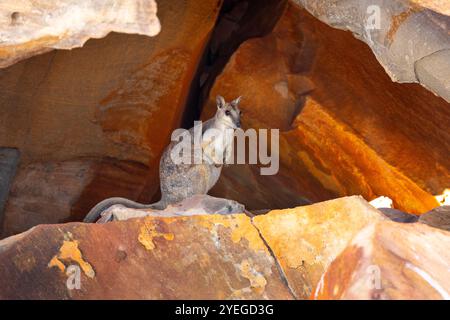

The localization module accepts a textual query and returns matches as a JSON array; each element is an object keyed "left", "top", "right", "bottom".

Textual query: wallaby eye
[{"left": 225, "top": 110, "right": 231, "bottom": 116}]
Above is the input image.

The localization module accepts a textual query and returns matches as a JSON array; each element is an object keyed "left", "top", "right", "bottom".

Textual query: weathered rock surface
[
  {"left": 291, "top": 0, "right": 450, "bottom": 101},
  {"left": 0, "top": 0, "right": 222, "bottom": 236},
  {"left": 313, "top": 221, "right": 450, "bottom": 300},
  {"left": 419, "top": 205, "right": 450, "bottom": 231},
  {"left": 378, "top": 208, "right": 419, "bottom": 223},
  {"left": 253, "top": 196, "right": 386, "bottom": 299},
  {"left": 0, "top": 148, "right": 20, "bottom": 222},
  {"left": 0, "top": 0, "right": 161, "bottom": 68},
  {"left": 203, "top": 4, "right": 448, "bottom": 214},
  {"left": 0, "top": 212, "right": 293, "bottom": 299},
  {"left": 1, "top": 195, "right": 448, "bottom": 300},
  {"left": 1, "top": 159, "right": 150, "bottom": 238}
]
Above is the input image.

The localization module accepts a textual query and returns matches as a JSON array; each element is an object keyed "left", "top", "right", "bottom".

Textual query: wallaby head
[{"left": 215, "top": 95, "right": 242, "bottom": 129}]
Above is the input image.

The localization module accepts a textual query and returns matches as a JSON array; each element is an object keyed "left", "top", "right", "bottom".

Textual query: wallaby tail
[{"left": 83, "top": 197, "right": 164, "bottom": 223}]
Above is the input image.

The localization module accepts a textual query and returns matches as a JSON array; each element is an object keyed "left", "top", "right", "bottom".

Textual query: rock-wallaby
[{"left": 83, "top": 95, "right": 242, "bottom": 222}]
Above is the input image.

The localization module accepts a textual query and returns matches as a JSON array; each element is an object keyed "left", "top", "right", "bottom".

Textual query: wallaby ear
[
  {"left": 231, "top": 96, "right": 241, "bottom": 107},
  {"left": 216, "top": 95, "right": 226, "bottom": 109}
]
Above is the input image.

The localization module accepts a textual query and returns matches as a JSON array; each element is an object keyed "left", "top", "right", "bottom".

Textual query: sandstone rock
[
  {"left": 0, "top": 148, "right": 20, "bottom": 223},
  {"left": 313, "top": 221, "right": 450, "bottom": 300},
  {"left": 291, "top": 0, "right": 450, "bottom": 102},
  {"left": 96, "top": 195, "right": 248, "bottom": 223},
  {"left": 419, "top": 205, "right": 450, "bottom": 232},
  {"left": 252, "top": 196, "right": 386, "bottom": 299},
  {"left": 2, "top": 160, "right": 96, "bottom": 237},
  {"left": 415, "top": 49, "right": 450, "bottom": 102},
  {"left": 203, "top": 5, "right": 448, "bottom": 214},
  {"left": 378, "top": 208, "right": 419, "bottom": 223},
  {"left": 0, "top": 213, "right": 293, "bottom": 299},
  {"left": 0, "top": 0, "right": 222, "bottom": 235},
  {"left": 0, "top": 196, "right": 448, "bottom": 300},
  {"left": 409, "top": 0, "right": 450, "bottom": 15},
  {"left": 1, "top": 159, "right": 150, "bottom": 238},
  {"left": 0, "top": 0, "right": 161, "bottom": 68}
]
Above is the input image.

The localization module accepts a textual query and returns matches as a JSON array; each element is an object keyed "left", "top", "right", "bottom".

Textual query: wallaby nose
[{"left": 236, "top": 121, "right": 241, "bottom": 128}]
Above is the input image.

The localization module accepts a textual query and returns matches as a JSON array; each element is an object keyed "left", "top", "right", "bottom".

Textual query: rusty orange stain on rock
[
  {"left": 289, "top": 97, "right": 440, "bottom": 214},
  {"left": 386, "top": 7, "right": 422, "bottom": 45},
  {"left": 48, "top": 256, "right": 66, "bottom": 272},
  {"left": 195, "top": 214, "right": 268, "bottom": 253},
  {"left": 312, "top": 221, "right": 450, "bottom": 299},
  {"left": 311, "top": 244, "right": 363, "bottom": 299},
  {"left": 0, "top": 35, "right": 59, "bottom": 63},
  {"left": 48, "top": 240, "right": 95, "bottom": 278},
  {"left": 137, "top": 214, "right": 266, "bottom": 253},
  {"left": 138, "top": 219, "right": 175, "bottom": 251}
]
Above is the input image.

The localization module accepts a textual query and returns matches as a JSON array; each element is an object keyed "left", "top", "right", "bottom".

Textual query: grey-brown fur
[{"left": 84, "top": 95, "right": 242, "bottom": 222}]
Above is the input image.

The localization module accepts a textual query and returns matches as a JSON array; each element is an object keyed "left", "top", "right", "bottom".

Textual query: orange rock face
[
  {"left": 203, "top": 4, "right": 448, "bottom": 213},
  {"left": 0, "top": 0, "right": 222, "bottom": 236},
  {"left": 313, "top": 221, "right": 450, "bottom": 300},
  {"left": 0, "top": 193, "right": 447, "bottom": 300},
  {"left": 253, "top": 196, "right": 386, "bottom": 299},
  {"left": 0, "top": 213, "right": 293, "bottom": 299}
]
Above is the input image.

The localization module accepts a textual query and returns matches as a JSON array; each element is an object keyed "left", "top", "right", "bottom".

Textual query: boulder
[
  {"left": 313, "top": 221, "right": 450, "bottom": 300},
  {"left": 1, "top": 195, "right": 448, "bottom": 300},
  {"left": 0, "top": 213, "right": 293, "bottom": 299},
  {"left": 252, "top": 196, "right": 386, "bottom": 299},
  {"left": 419, "top": 206, "right": 450, "bottom": 232},
  {"left": 291, "top": 0, "right": 450, "bottom": 101},
  {"left": 0, "top": 0, "right": 160, "bottom": 68}
]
